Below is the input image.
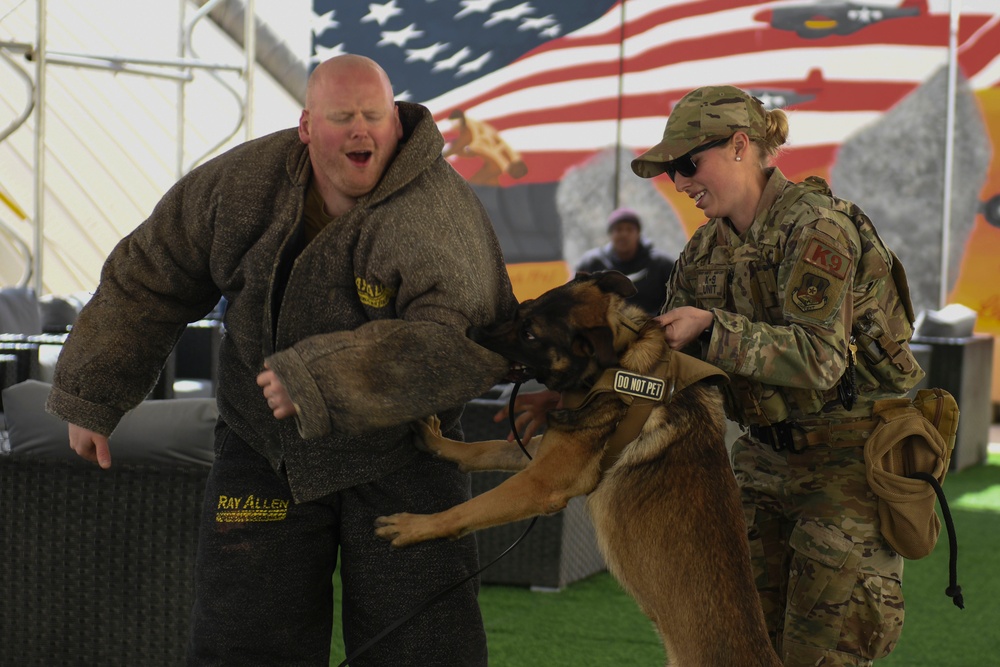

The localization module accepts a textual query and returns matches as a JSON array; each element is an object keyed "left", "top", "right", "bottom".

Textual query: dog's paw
[
  {"left": 412, "top": 415, "right": 444, "bottom": 453},
  {"left": 422, "top": 414, "right": 443, "bottom": 437},
  {"left": 374, "top": 515, "right": 403, "bottom": 545},
  {"left": 374, "top": 513, "right": 437, "bottom": 548}
]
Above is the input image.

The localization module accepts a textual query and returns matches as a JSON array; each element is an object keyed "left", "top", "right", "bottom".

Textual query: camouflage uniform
[
  {"left": 630, "top": 85, "right": 927, "bottom": 664},
  {"left": 664, "top": 166, "right": 922, "bottom": 665}
]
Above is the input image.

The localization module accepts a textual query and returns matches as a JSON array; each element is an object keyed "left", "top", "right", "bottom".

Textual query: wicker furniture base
[{"left": 0, "top": 457, "right": 208, "bottom": 666}]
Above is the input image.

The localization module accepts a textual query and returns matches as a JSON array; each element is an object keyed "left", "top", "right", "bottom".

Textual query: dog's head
[{"left": 471, "top": 271, "right": 640, "bottom": 391}]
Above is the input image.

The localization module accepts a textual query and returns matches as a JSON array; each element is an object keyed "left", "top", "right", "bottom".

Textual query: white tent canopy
[{"left": 0, "top": 0, "right": 309, "bottom": 297}]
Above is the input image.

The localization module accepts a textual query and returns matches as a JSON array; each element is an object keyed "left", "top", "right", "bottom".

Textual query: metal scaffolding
[{"left": 0, "top": 0, "right": 258, "bottom": 294}]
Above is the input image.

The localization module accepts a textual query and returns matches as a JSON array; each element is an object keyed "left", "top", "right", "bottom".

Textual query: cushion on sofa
[
  {"left": 2, "top": 380, "right": 216, "bottom": 466},
  {"left": 0, "top": 286, "right": 40, "bottom": 335},
  {"left": 38, "top": 295, "right": 80, "bottom": 333}
]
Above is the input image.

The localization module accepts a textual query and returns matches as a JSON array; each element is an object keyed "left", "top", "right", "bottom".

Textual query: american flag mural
[{"left": 311, "top": 0, "right": 1000, "bottom": 336}]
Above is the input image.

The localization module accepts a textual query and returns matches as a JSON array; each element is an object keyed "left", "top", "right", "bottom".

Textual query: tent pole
[
  {"left": 245, "top": 0, "right": 255, "bottom": 141},
  {"left": 940, "top": 0, "right": 960, "bottom": 308},
  {"left": 32, "top": 0, "right": 47, "bottom": 295}
]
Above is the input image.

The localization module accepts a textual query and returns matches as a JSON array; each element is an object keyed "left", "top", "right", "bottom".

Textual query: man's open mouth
[{"left": 347, "top": 150, "right": 372, "bottom": 166}]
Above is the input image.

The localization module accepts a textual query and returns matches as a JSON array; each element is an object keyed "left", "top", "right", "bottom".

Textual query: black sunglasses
[{"left": 663, "top": 136, "right": 732, "bottom": 181}]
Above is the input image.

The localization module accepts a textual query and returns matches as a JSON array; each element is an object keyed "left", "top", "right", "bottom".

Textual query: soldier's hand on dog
[
  {"left": 655, "top": 307, "right": 715, "bottom": 350},
  {"left": 492, "top": 389, "right": 562, "bottom": 442},
  {"left": 256, "top": 363, "right": 298, "bottom": 420}
]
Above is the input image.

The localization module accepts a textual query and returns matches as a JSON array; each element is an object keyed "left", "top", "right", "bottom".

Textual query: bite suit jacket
[{"left": 47, "top": 102, "right": 518, "bottom": 502}]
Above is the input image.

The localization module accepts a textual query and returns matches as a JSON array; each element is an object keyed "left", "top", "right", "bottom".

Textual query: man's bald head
[{"left": 306, "top": 55, "right": 395, "bottom": 110}]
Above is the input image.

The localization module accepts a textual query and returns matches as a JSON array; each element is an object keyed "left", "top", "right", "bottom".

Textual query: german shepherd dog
[{"left": 375, "top": 272, "right": 780, "bottom": 666}]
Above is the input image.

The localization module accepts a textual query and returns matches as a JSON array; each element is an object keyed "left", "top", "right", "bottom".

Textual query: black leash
[
  {"left": 338, "top": 382, "right": 536, "bottom": 666},
  {"left": 907, "top": 471, "right": 964, "bottom": 609},
  {"left": 508, "top": 380, "right": 534, "bottom": 462}
]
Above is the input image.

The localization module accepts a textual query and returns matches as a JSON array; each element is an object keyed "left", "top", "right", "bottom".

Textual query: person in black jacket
[{"left": 575, "top": 207, "right": 675, "bottom": 315}]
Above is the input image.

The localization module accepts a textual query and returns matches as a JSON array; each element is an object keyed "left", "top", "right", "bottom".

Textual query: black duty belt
[
  {"left": 749, "top": 418, "right": 877, "bottom": 453},
  {"left": 749, "top": 422, "right": 808, "bottom": 454}
]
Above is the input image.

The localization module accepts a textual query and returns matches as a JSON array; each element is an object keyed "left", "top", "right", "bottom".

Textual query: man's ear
[
  {"left": 298, "top": 110, "right": 311, "bottom": 144},
  {"left": 394, "top": 104, "right": 403, "bottom": 140}
]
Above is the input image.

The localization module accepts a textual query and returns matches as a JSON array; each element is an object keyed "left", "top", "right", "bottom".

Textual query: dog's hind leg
[{"left": 586, "top": 386, "right": 781, "bottom": 666}]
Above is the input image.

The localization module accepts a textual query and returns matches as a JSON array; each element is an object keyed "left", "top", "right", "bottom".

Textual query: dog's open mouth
[{"left": 504, "top": 362, "right": 534, "bottom": 384}]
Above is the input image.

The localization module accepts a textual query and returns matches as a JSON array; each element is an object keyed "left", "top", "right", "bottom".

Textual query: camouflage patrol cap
[{"left": 631, "top": 85, "right": 768, "bottom": 178}]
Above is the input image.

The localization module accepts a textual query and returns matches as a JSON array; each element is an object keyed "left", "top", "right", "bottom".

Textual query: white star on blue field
[{"left": 310, "top": 0, "right": 615, "bottom": 103}]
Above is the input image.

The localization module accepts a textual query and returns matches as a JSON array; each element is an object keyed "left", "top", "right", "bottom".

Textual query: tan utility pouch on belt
[
  {"left": 864, "top": 388, "right": 965, "bottom": 609},
  {"left": 864, "top": 388, "right": 959, "bottom": 559}
]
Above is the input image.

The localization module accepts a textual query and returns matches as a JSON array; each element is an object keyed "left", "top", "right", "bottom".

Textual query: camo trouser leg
[{"left": 731, "top": 436, "right": 905, "bottom": 666}]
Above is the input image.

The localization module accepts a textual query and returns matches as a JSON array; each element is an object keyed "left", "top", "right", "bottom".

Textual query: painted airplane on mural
[
  {"left": 311, "top": 0, "right": 1000, "bottom": 326},
  {"left": 756, "top": 0, "right": 923, "bottom": 38}
]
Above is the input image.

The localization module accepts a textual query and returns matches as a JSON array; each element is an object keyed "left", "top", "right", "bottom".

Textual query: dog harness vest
[{"left": 561, "top": 319, "right": 729, "bottom": 472}]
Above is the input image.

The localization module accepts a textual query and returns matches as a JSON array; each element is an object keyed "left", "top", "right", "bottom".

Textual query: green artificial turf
[
  {"left": 332, "top": 452, "right": 1000, "bottom": 666},
  {"left": 478, "top": 573, "right": 664, "bottom": 666},
  {"left": 880, "top": 451, "right": 1000, "bottom": 666}
]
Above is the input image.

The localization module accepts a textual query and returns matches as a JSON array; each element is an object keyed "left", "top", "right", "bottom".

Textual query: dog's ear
[
  {"left": 573, "top": 326, "right": 619, "bottom": 367},
  {"left": 591, "top": 271, "right": 638, "bottom": 298}
]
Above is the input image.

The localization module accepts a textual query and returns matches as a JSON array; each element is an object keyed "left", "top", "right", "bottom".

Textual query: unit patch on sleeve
[{"left": 791, "top": 273, "right": 830, "bottom": 313}]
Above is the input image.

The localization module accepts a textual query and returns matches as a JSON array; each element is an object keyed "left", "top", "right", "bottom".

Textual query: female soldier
[{"left": 636, "top": 86, "right": 923, "bottom": 666}]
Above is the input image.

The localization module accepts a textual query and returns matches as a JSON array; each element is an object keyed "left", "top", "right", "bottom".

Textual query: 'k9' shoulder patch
[
  {"left": 613, "top": 371, "right": 665, "bottom": 401},
  {"left": 783, "top": 227, "right": 852, "bottom": 325},
  {"left": 802, "top": 237, "right": 849, "bottom": 280}
]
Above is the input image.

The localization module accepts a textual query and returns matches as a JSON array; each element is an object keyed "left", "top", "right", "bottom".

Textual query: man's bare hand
[
  {"left": 492, "top": 389, "right": 561, "bottom": 442},
  {"left": 69, "top": 423, "right": 112, "bottom": 469},
  {"left": 257, "top": 363, "right": 298, "bottom": 420}
]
